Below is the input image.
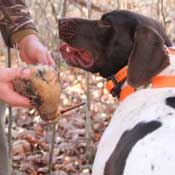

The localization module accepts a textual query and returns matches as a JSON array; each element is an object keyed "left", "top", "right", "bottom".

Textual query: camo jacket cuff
[
  {"left": 0, "top": 1, "right": 37, "bottom": 47},
  {"left": 11, "top": 29, "right": 37, "bottom": 45}
]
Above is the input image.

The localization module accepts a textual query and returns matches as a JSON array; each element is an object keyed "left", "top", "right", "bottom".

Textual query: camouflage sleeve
[{"left": 0, "top": 0, "right": 37, "bottom": 47}]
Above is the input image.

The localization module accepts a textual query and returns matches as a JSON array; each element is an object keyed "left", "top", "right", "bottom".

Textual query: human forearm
[
  {"left": 0, "top": 0, "right": 37, "bottom": 47},
  {"left": 0, "top": 0, "right": 55, "bottom": 66}
]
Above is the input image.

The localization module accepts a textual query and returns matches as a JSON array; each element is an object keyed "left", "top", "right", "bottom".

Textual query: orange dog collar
[
  {"left": 106, "top": 66, "right": 135, "bottom": 101},
  {"left": 106, "top": 66, "right": 128, "bottom": 95},
  {"left": 106, "top": 47, "right": 175, "bottom": 102}
]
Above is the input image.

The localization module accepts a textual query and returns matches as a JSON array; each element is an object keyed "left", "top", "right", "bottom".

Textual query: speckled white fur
[{"left": 92, "top": 53, "right": 175, "bottom": 175}]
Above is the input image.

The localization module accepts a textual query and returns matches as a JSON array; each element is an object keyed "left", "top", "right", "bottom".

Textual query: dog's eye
[
  {"left": 103, "top": 19, "right": 111, "bottom": 26},
  {"left": 99, "top": 19, "right": 111, "bottom": 28}
]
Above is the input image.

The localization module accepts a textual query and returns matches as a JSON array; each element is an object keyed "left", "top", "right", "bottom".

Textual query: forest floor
[{"left": 3, "top": 60, "right": 117, "bottom": 175}]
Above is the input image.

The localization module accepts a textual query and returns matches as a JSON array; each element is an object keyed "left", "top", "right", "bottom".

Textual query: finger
[
  {"left": 5, "top": 89, "right": 32, "bottom": 108},
  {"left": 15, "top": 68, "right": 33, "bottom": 80},
  {"left": 37, "top": 51, "right": 49, "bottom": 65},
  {"left": 47, "top": 52, "right": 56, "bottom": 67},
  {"left": 0, "top": 68, "right": 32, "bottom": 82},
  {"left": 8, "top": 96, "right": 31, "bottom": 108},
  {"left": 22, "top": 58, "right": 34, "bottom": 64},
  {"left": 20, "top": 49, "right": 44, "bottom": 65},
  {"left": 19, "top": 50, "right": 34, "bottom": 64}
]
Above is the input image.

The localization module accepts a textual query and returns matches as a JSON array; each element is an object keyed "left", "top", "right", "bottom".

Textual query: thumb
[
  {"left": 6, "top": 89, "right": 32, "bottom": 108},
  {"left": 0, "top": 83, "right": 32, "bottom": 108},
  {"left": 0, "top": 68, "right": 32, "bottom": 82},
  {"left": 36, "top": 52, "right": 49, "bottom": 65}
]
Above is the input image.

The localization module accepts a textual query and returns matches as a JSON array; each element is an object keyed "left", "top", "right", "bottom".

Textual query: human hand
[
  {"left": 18, "top": 34, "right": 55, "bottom": 66},
  {"left": 0, "top": 68, "right": 32, "bottom": 108}
]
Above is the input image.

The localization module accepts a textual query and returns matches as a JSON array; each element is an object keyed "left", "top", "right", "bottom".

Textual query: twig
[
  {"left": 85, "top": 0, "right": 94, "bottom": 163},
  {"left": 7, "top": 47, "right": 12, "bottom": 174},
  {"left": 48, "top": 122, "right": 57, "bottom": 174},
  {"left": 48, "top": 0, "right": 59, "bottom": 22},
  {"left": 160, "top": 0, "right": 166, "bottom": 28},
  {"left": 69, "top": 0, "right": 108, "bottom": 12},
  {"left": 48, "top": 0, "right": 67, "bottom": 174},
  {"left": 61, "top": 102, "right": 85, "bottom": 114}
]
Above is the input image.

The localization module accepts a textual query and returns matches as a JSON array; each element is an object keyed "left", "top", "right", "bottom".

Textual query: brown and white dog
[{"left": 58, "top": 10, "right": 175, "bottom": 175}]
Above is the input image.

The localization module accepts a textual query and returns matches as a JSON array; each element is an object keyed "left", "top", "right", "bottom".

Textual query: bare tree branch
[
  {"left": 69, "top": 0, "right": 108, "bottom": 12},
  {"left": 160, "top": 0, "right": 166, "bottom": 28}
]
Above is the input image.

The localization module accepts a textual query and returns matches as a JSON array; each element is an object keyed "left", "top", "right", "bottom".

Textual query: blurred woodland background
[{"left": 0, "top": 0, "right": 175, "bottom": 175}]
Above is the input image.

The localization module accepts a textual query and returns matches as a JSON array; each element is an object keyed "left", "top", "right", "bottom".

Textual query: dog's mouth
[{"left": 59, "top": 44, "right": 94, "bottom": 69}]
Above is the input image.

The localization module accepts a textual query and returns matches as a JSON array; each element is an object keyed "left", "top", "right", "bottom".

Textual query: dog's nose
[
  {"left": 58, "top": 18, "right": 72, "bottom": 28},
  {"left": 58, "top": 19, "right": 63, "bottom": 28},
  {"left": 58, "top": 17, "right": 65, "bottom": 26}
]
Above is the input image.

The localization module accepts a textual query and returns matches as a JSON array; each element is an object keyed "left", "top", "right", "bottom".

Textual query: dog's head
[{"left": 59, "top": 10, "right": 172, "bottom": 88}]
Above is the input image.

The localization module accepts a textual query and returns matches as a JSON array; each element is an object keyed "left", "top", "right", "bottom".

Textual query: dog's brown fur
[{"left": 59, "top": 10, "right": 172, "bottom": 87}]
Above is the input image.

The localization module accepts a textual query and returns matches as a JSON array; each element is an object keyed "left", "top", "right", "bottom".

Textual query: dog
[{"left": 58, "top": 10, "right": 175, "bottom": 175}]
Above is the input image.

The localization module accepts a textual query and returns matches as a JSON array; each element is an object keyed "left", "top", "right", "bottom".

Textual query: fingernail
[
  {"left": 22, "top": 68, "right": 32, "bottom": 79},
  {"left": 23, "top": 68, "right": 31, "bottom": 75}
]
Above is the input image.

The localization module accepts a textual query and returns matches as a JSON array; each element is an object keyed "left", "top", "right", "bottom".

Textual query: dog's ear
[{"left": 127, "top": 26, "right": 170, "bottom": 88}]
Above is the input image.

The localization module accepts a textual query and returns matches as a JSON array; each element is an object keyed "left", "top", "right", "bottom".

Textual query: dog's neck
[
  {"left": 158, "top": 52, "right": 175, "bottom": 76},
  {"left": 106, "top": 47, "right": 175, "bottom": 102}
]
